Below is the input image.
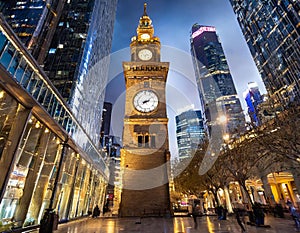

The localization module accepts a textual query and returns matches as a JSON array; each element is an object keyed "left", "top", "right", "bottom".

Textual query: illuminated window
[{"left": 49, "top": 48, "right": 56, "bottom": 54}]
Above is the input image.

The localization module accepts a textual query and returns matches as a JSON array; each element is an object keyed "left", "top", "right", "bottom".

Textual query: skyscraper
[
  {"left": 43, "top": 0, "right": 117, "bottom": 147},
  {"left": 1, "top": 0, "right": 118, "bottom": 148},
  {"left": 176, "top": 110, "right": 205, "bottom": 159},
  {"left": 100, "top": 102, "right": 113, "bottom": 147},
  {"left": 191, "top": 25, "right": 237, "bottom": 99},
  {"left": 0, "top": 14, "right": 110, "bottom": 228},
  {"left": 1, "top": 0, "right": 45, "bottom": 46},
  {"left": 229, "top": 0, "right": 300, "bottom": 107},
  {"left": 190, "top": 24, "right": 245, "bottom": 138},
  {"left": 243, "top": 82, "right": 263, "bottom": 127},
  {"left": 0, "top": 0, "right": 65, "bottom": 64}
]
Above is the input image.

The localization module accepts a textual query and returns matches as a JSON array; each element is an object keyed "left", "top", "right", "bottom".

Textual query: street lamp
[
  {"left": 223, "top": 134, "right": 230, "bottom": 142},
  {"left": 217, "top": 115, "right": 227, "bottom": 124}
]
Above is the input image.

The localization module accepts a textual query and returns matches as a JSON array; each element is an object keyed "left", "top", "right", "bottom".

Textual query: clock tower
[{"left": 119, "top": 3, "right": 171, "bottom": 217}]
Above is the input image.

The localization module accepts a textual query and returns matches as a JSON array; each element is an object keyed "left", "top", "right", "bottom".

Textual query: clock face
[
  {"left": 138, "top": 49, "right": 152, "bottom": 61},
  {"left": 141, "top": 33, "right": 150, "bottom": 40},
  {"left": 133, "top": 90, "right": 158, "bottom": 113}
]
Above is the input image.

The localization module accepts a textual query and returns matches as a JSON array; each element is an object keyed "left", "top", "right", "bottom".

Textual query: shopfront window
[
  {"left": 0, "top": 87, "right": 19, "bottom": 159},
  {"left": 69, "top": 159, "right": 83, "bottom": 218},
  {"left": 56, "top": 149, "right": 78, "bottom": 221},
  {"left": 0, "top": 116, "right": 42, "bottom": 223},
  {"left": 23, "top": 130, "right": 63, "bottom": 226},
  {"left": 0, "top": 114, "right": 63, "bottom": 227}
]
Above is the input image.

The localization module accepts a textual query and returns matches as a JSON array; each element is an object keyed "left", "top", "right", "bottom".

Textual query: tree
[
  {"left": 219, "top": 137, "right": 269, "bottom": 206},
  {"left": 197, "top": 156, "right": 233, "bottom": 207},
  {"left": 173, "top": 142, "right": 208, "bottom": 195},
  {"left": 255, "top": 106, "right": 300, "bottom": 167}
]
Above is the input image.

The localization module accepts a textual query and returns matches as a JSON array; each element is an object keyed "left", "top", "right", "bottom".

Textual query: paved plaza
[{"left": 28, "top": 214, "right": 299, "bottom": 233}]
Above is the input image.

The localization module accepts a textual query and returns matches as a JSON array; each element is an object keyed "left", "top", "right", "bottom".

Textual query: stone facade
[{"left": 120, "top": 4, "right": 171, "bottom": 217}]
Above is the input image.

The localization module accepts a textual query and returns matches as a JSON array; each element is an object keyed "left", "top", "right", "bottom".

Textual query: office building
[
  {"left": 216, "top": 95, "right": 245, "bottom": 138},
  {"left": 190, "top": 24, "right": 245, "bottom": 138},
  {"left": 100, "top": 102, "right": 113, "bottom": 147},
  {"left": 229, "top": 0, "right": 300, "bottom": 107},
  {"left": 176, "top": 110, "right": 205, "bottom": 159},
  {"left": 0, "top": 0, "right": 65, "bottom": 64},
  {"left": 243, "top": 82, "right": 263, "bottom": 127},
  {"left": 0, "top": 16, "right": 109, "bottom": 230},
  {"left": 1, "top": 0, "right": 118, "bottom": 148},
  {"left": 43, "top": 0, "right": 117, "bottom": 148}
]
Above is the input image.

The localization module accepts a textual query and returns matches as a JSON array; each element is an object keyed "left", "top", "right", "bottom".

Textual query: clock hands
[
  {"left": 142, "top": 99, "right": 150, "bottom": 104},
  {"left": 133, "top": 90, "right": 158, "bottom": 113}
]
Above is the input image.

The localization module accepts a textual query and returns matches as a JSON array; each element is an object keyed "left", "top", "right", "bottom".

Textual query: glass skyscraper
[
  {"left": 43, "top": 0, "right": 117, "bottom": 147},
  {"left": 0, "top": 14, "right": 110, "bottom": 229},
  {"left": 190, "top": 24, "right": 245, "bottom": 138},
  {"left": 1, "top": 0, "right": 118, "bottom": 148},
  {"left": 0, "top": 1, "right": 117, "bottom": 228},
  {"left": 229, "top": 0, "right": 300, "bottom": 107},
  {"left": 191, "top": 24, "right": 237, "bottom": 101},
  {"left": 1, "top": 0, "right": 47, "bottom": 46},
  {"left": 243, "top": 82, "right": 263, "bottom": 127},
  {"left": 176, "top": 110, "right": 205, "bottom": 159},
  {"left": 0, "top": 0, "right": 65, "bottom": 64}
]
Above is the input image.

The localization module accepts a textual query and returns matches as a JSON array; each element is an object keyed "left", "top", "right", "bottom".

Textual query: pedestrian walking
[
  {"left": 253, "top": 202, "right": 265, "bottom": 226},
  {"left": 234, "top": 208, "right": 247, "bottom": 233},
  {"left": 287, "top": 201, "right": 300, "bottom": 231},
  {"left": 92, "top": 205, "right": 100, "bottom": 218},
  {"left": 192, "top": 204, "right": 198, "bottom": 229}
]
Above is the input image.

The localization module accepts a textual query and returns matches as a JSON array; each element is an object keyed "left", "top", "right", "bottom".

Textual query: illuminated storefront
[{"left": 267, "top": 172, "right": 300, "bottom": 207}]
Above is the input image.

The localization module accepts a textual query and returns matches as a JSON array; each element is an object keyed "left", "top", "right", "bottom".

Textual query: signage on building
[{"left": 192, "top": 26, "right": 216, "bottom": 38}]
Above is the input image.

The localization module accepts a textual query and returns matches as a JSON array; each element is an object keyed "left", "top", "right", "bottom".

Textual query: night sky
[{"left": 105, "top": 0, "right": 266, "bottom": 157}]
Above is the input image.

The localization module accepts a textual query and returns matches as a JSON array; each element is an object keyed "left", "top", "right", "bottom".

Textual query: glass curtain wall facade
[
  {"left": 0, "top": 0, "right": 65, "bottom": 64},
  {"left": 216, "top": 95, "right": 245, "bottom": 138},
  {"left": 243, "top": 82, "right": 263, "bottom": 127},
  {"left": 0, "top": 0, "right": 47, "bottom": 47},
  {"left": 43, "top": 0, "right": 117, "bottom": 147},
  {"left": 0, "top": 16, "right": 108, "bottom": 231},
  {"left": 229, "top": 0, "right": 300, "bottom": 107},
  {"left": 175, "top": 110, "right": 205, "bottom": 159},
  {"left": 191, "top": 24, "right": 238, "bottom": 100},
  {"left": 1, "top": 0, "right": 118, "bottom": 148},
  {"left": 190, "top": 24, "right": 245, "bottom": 138}
]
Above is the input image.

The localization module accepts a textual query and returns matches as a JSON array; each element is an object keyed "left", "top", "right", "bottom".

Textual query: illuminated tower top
[
  {"left": 129, "top": 3, "right": 161, "bottom": 62},
  {"left": 130, "top": 3, "right": 160, "bottom": 46}
]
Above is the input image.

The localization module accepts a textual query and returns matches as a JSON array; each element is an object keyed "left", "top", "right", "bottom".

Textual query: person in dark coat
[
  {"left": 92, "top": 205, "right": 100, "bottom": 218},
  {"left": 192, "top": 205, "right": 198, "bottom": 229},
  {"left": 234, "top": 208, "right": 246, "bottom": 232}
]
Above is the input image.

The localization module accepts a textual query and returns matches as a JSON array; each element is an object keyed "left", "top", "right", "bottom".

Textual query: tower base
[{"left": 119, "top": 184, "right": 170, "bottom": 217}]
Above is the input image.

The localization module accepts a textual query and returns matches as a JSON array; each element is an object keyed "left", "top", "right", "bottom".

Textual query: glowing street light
[
  {"left": 223, "top": 133, "right": 230, "bottom": 141},
  {"left": 218, "top": 115, "right": 227, "bottom": 124}
]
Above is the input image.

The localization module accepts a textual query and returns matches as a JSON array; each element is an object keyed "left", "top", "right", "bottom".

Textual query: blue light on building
[{"left": 176, "top": 110, "right": 205, "bottom": 159}]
